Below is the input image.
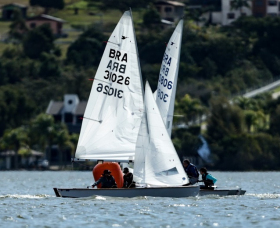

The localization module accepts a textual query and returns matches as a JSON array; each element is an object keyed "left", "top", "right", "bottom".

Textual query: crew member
[
  {"left": 91, "top": 169, "right": 117, "bottom": 188},
  {"left": 199, "top": 167, "right": 217, "bottom": 189},
  {"left": 183, "top": 159, "right": 199, "bottom": 185},
  {"left": 123, "top": 167, "right": 135, "bottom": 188}
]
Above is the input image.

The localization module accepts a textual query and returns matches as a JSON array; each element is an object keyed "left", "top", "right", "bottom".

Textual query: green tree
[
  {"left": 29, "top": 114, "right": 56, "bottom": 160},
  {"left": 39, "top": 53, "right": 61, "bottom": 78},
  {"left": 207, "top": 97, "right": 245, "bottom": 142},
  {"left": 176, "top": 94, "right": 206, "bottom": 125},
  {"left": 23, "top": 24, "right": 55, "bottom": 59},
  {"left": 0, "top": 85, "right": 35, "bottom": 136},
  {"left": 55, "top": 125, "right": 74, "bottom": 169},
  {"left": 244, "top": 110, "right": 258, "bottom": 132},
  {"left": 30, "top": 0, "right": 64, "bottom": 13},
  {"left": 143, "top": 5, "right": 161, "bottom": 28},
  {"left": 66, "top": 26, "right": 105, "bottom": 68},
  {"left": 8, "top": 9, "right": 28, "bottom": 42},
  {"left": 0, "top": 127, "right": 29, "bottom": 169}
]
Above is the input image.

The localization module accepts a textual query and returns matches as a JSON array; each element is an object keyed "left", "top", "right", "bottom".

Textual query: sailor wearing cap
[
  {"left": 91, "top": 169, "right": 117, "bottom": 188},
  {"left": 123, "top": 167, "right": 135, "bottom": 188}
]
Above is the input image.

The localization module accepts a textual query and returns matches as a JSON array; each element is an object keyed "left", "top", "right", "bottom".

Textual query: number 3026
[{"left": 96, "top": 83, "right": 123, "bottom": 99}]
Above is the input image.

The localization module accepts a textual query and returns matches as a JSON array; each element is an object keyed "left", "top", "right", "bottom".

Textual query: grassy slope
[{"left": 0, "top": 0, "right": 144, "bottom": 58}]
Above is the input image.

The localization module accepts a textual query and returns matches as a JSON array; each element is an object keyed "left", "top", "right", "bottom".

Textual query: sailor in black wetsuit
[
  {"left": 92, "top": 169, "right": 117, "bottom": 188},
  {"left": 123, "top": 167, "right": 135, "bottom": 188},
  {"left": 183, "top": 159, "right": 199, "bottom": 185}
]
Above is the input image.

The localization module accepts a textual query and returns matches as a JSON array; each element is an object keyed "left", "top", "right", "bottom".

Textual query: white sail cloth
[
  {"left": 155, "top": 20, "right": 183, "bottom": 136},
  {"left": 134, "top": 81, "right": 189, "bottom": 186},
  {"left": 75, "top": 11, "right": 144, "bottom": 161}
]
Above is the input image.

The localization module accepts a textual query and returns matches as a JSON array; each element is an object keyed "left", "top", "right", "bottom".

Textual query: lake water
[{"left": 0, "top": 171, "right": 279, "bottom": 227}]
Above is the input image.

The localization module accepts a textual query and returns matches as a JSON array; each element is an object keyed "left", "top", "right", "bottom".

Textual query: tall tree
[
  {"left": 29, "top": 113, "right": 56, "bottom": 160},
  {"left": 8, "top": 9, "right": 28, "bottom": 42},
  {"left": 55, "top": 125, "right": 74, "bottom": 169}
]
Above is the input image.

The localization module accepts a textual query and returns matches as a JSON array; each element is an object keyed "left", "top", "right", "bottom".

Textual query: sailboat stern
[{"left": 53, "top": 188, "right": 61, "bottom": 197}]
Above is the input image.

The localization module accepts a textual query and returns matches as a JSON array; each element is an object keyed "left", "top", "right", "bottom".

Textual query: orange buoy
[{"left": 93, "top": 162, "right": 124, "bottom": 188}]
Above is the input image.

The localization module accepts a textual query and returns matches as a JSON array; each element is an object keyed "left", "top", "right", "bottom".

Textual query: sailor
[
  {"left": 91, "top": 169, "right": 117, "bottom": 188},
  {"left": 123, "top": 167, "right": 135, "bottom": 188},
  {"left": 199, "top": 167, "right": 217, "bottom": 189},
  {"left": 183, "top": 159, "right": 199, "bottom": 185}
]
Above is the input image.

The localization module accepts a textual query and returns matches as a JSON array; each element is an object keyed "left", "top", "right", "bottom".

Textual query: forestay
[
  {"left": 156, "top": 20, "right": 183, "bottom": 136},
  {"left": 75, "top": 11, "right": 144, "bottom": 161},
  {"left": 134, "top": 81, "right": 189, "bottom": 186}
]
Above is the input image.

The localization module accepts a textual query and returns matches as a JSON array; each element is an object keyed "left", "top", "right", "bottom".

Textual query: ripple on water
[
  {"left": 0, "top": 194, "right": 51, "bottom": 199},
  {"left": 248, "top": 193, "right": 280, "bottom": 199}
]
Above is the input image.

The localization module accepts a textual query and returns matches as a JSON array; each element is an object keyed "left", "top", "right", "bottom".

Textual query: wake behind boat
[{"left": 53, "top": 10, "right": 199, "bottom": 198}]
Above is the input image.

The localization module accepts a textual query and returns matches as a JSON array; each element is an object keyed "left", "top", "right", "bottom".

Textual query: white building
[
  {"left": 212, "top": 0, "right": 252, "bottom": 25},
  {"left": 46, "top": 94, "right": 87, "bottom": 133}
]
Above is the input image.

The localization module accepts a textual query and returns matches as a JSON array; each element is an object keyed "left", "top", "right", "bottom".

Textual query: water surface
[{"left": 0, "top": 171, "right": 279, "bottom": 227}]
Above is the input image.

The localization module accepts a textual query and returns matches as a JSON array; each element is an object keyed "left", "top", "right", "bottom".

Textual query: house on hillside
[
  {"left": 154, "top": 1, "right": 185, "bottom": 22},
  {"left": 26, "top": 14, "right": 66, "bottom": 36},
  {"left": 46, "top": 94, "right": 86, "bottom": 166},
  {"left": 1, "top": 3, "right": 27, "bottom": 20},
  {"left": 252, "top": 0, "right": 280, "bottom": 17},
  {"left": 195, "top": 0, "right": 280, "bottom": 26},
  {"left": 46, "top": 94, "right": 86, "bottom": 134}
]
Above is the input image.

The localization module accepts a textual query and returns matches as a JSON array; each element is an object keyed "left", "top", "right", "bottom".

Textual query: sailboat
[
  {"left": 54, "top": 10, "right": 199, "bottom": 198},
  {"left": 154, "top": 20, "right": 246, "bottom": 196}
]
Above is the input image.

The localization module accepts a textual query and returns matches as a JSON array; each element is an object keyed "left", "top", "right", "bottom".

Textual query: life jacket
[
  {"left": 202, "top": 173, "right": 217, "bottom": 184},
  {"left": 185, "top": 163, "right": 199, "bottom": 178}
]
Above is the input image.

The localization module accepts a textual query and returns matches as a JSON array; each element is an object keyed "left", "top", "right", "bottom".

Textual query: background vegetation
[{"left": 0, "top": 0, "right": 280, "bottom": 170}]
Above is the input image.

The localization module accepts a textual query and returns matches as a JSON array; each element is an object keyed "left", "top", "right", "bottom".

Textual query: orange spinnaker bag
[{"left": 93, "top": 162, "right": 124, "bottom": 188}]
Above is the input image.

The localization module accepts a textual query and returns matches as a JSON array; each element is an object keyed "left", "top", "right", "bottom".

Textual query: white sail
[
  {"left": 156, "top": 20, "right": 183, "bottom": 136},
  {"left": 75, "top": 11, "right": 144, "bottom": 161},
  {"left": 134, "top": 81, "right": 189, "bottom": 186}
]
